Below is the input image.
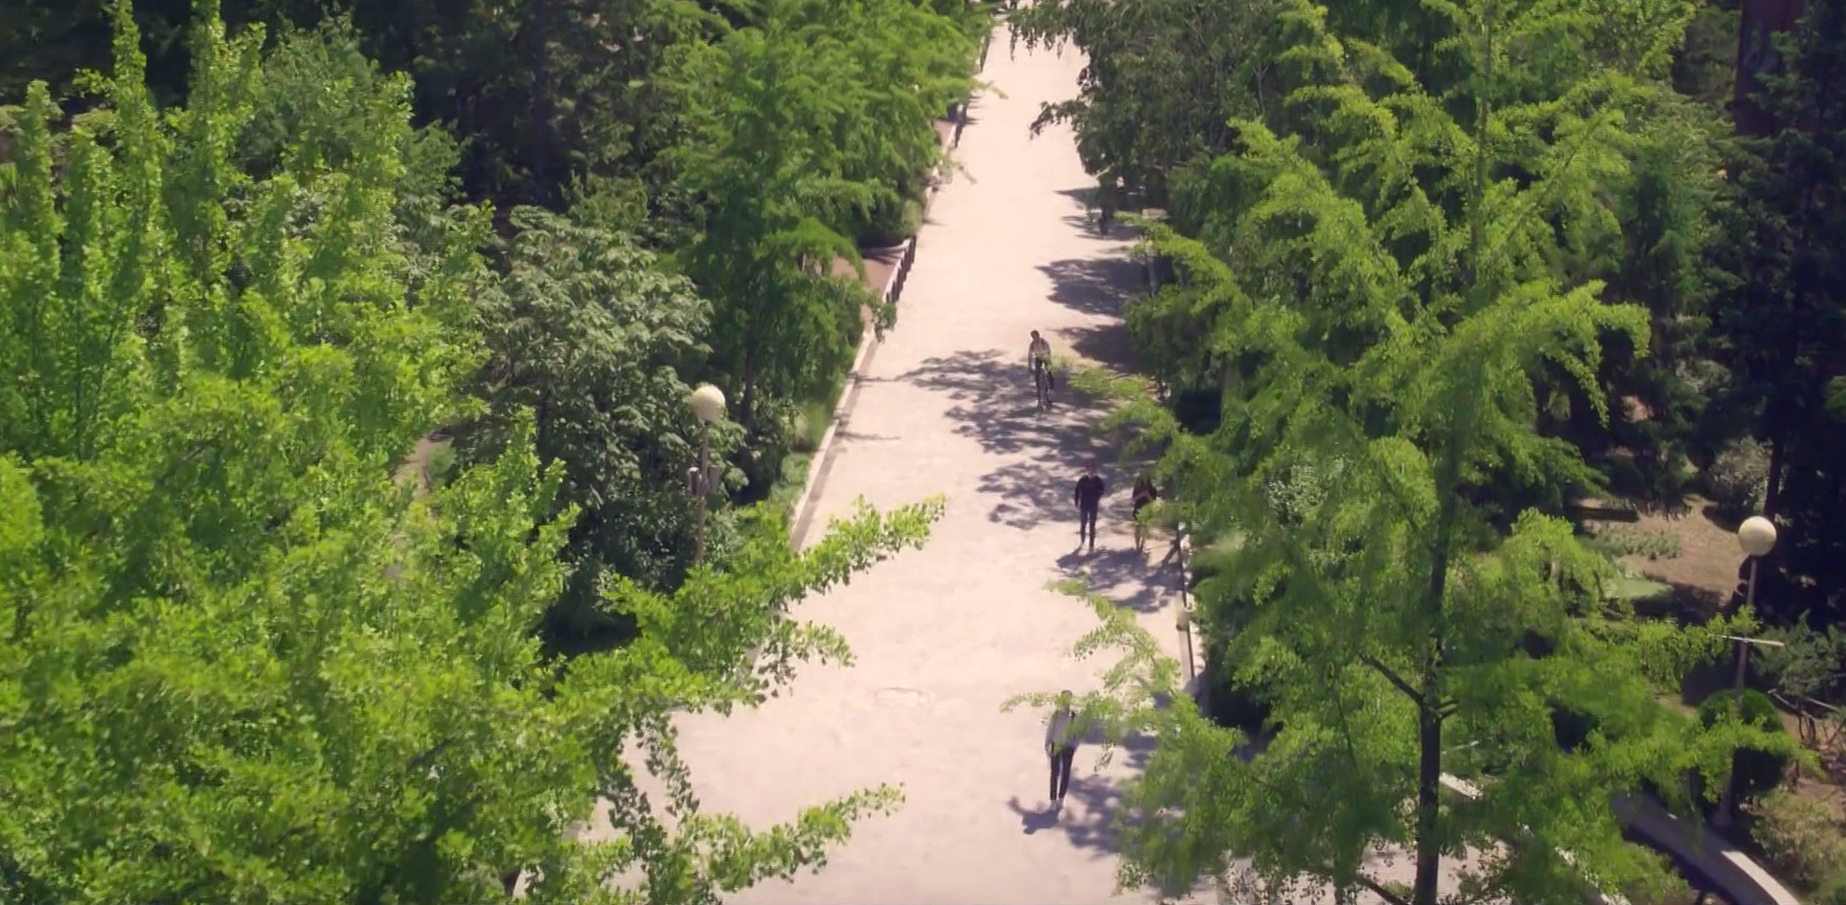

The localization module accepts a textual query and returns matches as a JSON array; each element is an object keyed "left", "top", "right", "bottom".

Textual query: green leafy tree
[
  {"left": 1, "top": 0, "right": 733, "bottom": 208},
  {"left": 1020, "top": 0, "right": 1736, "bottom": 515},
  {"left": 1006, "top": 0, "right": 1285, "bottom": 211},
  {"left": 1565, "top": 102, "right": 1728, "bottom": 503},
  {"left": 668, "top": 0, "right": 975, "bottom": 472},
  {"left": 1707, "top": 0, "right": 1846, "bottom": 625},
  {"left": 232, "top": 17, "right": 465, "bottom": 219},
  {"left": 0, "top": 3, "right": 945, "bottom": 901},
  {"left": 456, "top": 206, "right": 718, "bottom": 628},
  {"left": 1024, "top": 1, "right": 1792, "bottom": 903}
]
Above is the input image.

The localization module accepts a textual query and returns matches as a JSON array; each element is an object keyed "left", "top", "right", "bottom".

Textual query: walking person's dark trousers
[
  {"left": 1078, "top": 505, "right": 1099, "bottom": 547},
  {"left": 1048, "top": 746, "right": 1076, "bottom": 800}
]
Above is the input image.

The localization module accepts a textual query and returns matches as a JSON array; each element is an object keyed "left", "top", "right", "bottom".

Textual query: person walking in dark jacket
[
  {"left": 1074, "top": 463, "right": 1105, "bottom": 552},
  {"left": 1045, "top": 691, "right": 1079, "bottom": 806}
]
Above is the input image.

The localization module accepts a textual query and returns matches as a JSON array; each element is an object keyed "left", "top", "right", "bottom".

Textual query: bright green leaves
[
  {"left": 0, "top": 81, "right": 154, "bottom": 463},
  {"left": 1037, "top": 0, "right": 1773, "bottom": 901},
  {"left": 671, "top": 0, "right": 976, "bottom": 427},
  {"left": 2, "top": 1, "right": 949, "bottom": 901},
  {"left": 459, "top": 205, "right": 714, "bottom": 597},
  {"left": 613, "top": 497, "right": 944, "bottom": 705},
  {"left": 544, "top": 500, "right": 940, "bottom": 905}
]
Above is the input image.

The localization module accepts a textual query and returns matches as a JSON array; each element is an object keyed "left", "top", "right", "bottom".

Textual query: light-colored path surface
[{"left": 666, "top": 30, "right": 1190, "bottom": 905}]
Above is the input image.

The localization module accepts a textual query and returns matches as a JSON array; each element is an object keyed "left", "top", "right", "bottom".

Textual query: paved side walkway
[{"left": 666, "top": 30, "right": 1189, "bottom": 905}]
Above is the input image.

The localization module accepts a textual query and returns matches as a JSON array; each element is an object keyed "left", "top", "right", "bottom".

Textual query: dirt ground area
[
  {"left": 1579, "top": 495, "right": 1743, "bottom": 626},
  {"left": 1615, "top": 504, "right": 1744, "bottom": 607}
]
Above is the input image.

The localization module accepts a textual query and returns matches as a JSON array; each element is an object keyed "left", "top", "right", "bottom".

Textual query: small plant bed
[
  {"left": 767, "top": 451, "right": 815, "bottom": 519},
  {"left": 1577, "top": 495, "right": 1741, "bottom": 623}
]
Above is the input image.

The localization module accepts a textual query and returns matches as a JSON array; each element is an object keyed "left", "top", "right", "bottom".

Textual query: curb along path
[
  {"left": 667, "top": 28, "right": 1197, "bottom": 905},
  {"left": 790, "top": 31, "right": 990, "bottom": 549}
]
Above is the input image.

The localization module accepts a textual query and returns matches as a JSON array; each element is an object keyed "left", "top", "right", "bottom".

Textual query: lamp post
[
  {"left": 687, "top": 384, "right": 726, "bottom": 564},
  {"left": 1713, "top": 515, "right": 1779, "bottom": 827}
]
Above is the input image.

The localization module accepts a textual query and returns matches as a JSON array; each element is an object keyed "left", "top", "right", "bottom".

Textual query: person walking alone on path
[
  {"left": 1074, "top": 462, "right": 1105, "bottom": 552},
  {"left": 1045, "top": 691, "right": 1079, "bottom": 808}
]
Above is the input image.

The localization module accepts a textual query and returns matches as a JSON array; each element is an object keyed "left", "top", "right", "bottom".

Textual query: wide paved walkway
[{"left": 666, "top": 29, "right": 1191, "bottom": 905}]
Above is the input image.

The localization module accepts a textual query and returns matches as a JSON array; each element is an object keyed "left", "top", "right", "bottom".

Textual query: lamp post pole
[
  {"left": 693, "top": 419, "right": 711, "bottom": 564},
  {"left": 688, "top": 384, "right": 727, "bottom": 565},
  {"left": 1713, "top": 515, "right": 1779, "bottom": 827}
]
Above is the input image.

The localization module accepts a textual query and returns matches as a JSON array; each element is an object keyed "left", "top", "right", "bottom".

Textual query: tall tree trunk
[
  {"left": 1412, "top": 693, "right": 1445, "bottom": 905},
  {"left": 740, "top": 346, "right": 757, "bottom": 432},
  {"left": 1764, "top": 427, "right": 1786, "bottom": 516},
  {"left": 526, "top": 0, "right": 552, "bottom": 204},
  {"left": 1412, "top": 426, "right": 1464, "bottom": 905}
]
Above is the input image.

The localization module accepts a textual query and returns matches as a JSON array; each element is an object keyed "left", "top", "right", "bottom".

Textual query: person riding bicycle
[
  {"left": 1028, "top": 330, "right": 1052, "bottom": 374},
  {"left": 1132, "top": 473, "right": 1158, "bottom": 519},
  {"left": 1131, "top": 473, "right": 1158, "bottom": 550},
  {"left": 1027, "top": 330, "right": 1054, "bottom": 404}
]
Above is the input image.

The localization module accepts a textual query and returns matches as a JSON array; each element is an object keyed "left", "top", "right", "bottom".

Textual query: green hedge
[
  {"left": 1697, "top": 689, "right": 1791, "bottom": 802},
  {"left": 854, "top": 193, "right": 925, "bottom": 248}
]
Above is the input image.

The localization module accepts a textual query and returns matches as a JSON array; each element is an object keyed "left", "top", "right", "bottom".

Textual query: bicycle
[{"left": 1032, "top": 360, "right": 1051, "bottom": 412}]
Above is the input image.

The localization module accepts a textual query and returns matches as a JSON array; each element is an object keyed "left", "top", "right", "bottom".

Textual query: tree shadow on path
[
  {"left": 895, "top": 350, "right": 1121, "bottom": 529},
  {"left": 1054, "top": 545, "right": 1171, "bottom": 614},
  {"left": 890, "top": 245, "right": 1160, "bottom": 530},
  {"left": 1039, "top": 256, "right": 1147, "bottom": 321}
]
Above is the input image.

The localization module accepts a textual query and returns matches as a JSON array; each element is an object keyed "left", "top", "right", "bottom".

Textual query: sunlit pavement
[{"left": 663, "top": 28, "right": 1194, "bottom": 905}]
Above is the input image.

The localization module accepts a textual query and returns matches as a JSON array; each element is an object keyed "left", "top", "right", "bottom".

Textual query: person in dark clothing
[
  {"left": 1073, "top": 463, "right": 1105, "bottom": 552},
  {"left": 1045, "top": 691, "right": 1078, "bottom": 806},
  {"left": 1131, "top": 473, "right": 1158, "bottom": 551},
  {"left": 1131, "top": 473, "right": 1157, "bottom": 515}
]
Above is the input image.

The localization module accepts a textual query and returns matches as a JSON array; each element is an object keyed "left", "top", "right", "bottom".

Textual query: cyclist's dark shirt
[{"left": 1132, "top": 480, "right": 1157, "bottom": 510}]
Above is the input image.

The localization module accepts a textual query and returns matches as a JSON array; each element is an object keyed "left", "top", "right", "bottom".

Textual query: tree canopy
[
  {"left": 1, "top": 0, "right": 975, "bottom": 899},
  {"left": 1013, "top": 0, "right": 1826, "bottom": 901}
]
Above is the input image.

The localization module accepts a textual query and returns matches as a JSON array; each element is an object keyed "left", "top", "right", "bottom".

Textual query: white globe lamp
[
  {"left": 689, "top": 384, "right": 726, "bottom": 424},
  {"left": 1737, "top": 516, "right": 1777, "bottom": 558}
]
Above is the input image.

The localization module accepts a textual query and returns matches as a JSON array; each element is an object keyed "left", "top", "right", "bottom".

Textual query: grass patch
[
  {"left": 767, "top": 451, "right": 814, "bottom": 519},
  {"left": 767, "top": 377, "right": 847, "bottom": 519},
  {"left": 1588, "top": 525, "right": 1684, "bottom": 560},
  {"left": 789, "top": 398, "right": 834, "bottom": 454}
]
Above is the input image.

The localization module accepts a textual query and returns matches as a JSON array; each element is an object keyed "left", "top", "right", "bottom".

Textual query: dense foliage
[
  {"left": 2, "top": 0, "right": 978, "bottom": 899},
  {"left": 1017, "top": 0, "right": 1844, "bottom": 625},
  {"left": 6, "top": 0, "right": 984, "bottom": 536},
  {"left": 1706, "top": 0, "right": 1846, "bottom": 628},
  {"left": 1012, "top": 0, "right": 1834, "bottom": 901}
]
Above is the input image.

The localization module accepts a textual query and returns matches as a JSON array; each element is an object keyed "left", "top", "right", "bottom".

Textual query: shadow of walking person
[{"left": 1007, "top": 795, "right": 1062, "bottom": 834}]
